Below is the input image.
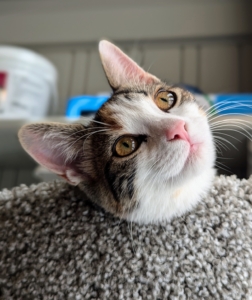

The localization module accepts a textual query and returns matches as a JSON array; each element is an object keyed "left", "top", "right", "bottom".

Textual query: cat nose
[{"left": 165, "top": 120, "right": 189, "bottom": 142}]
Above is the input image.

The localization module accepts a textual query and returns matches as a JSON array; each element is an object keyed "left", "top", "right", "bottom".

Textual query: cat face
[{"left": 19, "top": 40, "right": 215, "bottom": 223}]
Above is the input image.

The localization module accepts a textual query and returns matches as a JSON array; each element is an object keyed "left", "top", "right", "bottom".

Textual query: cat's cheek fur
[{"left": 143, "top": 141, "right": 191, "bottom": 179}]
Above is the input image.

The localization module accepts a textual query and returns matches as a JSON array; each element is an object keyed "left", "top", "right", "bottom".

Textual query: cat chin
[{"left": 126, "top": 167, "right": 216, "bottom": 224}]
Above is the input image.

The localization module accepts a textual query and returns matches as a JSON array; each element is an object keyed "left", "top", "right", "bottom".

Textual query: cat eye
[
  {"left": 155, "top": 91, "right": 177, "bottom": 111},
  {"left": 114, "top": 136, "right": 141, "bottom": 157}
]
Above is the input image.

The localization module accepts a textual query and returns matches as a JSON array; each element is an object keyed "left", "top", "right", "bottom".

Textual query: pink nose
[{"left": 165, "top": 120, "right": 189, "bottom": 142}]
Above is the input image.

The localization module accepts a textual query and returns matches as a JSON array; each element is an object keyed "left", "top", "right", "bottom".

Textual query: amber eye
[
  {"left": 114, "top": 136, "right": 140, "bottom": 157},
  {"left": 155, "top": 91, "right": 176, "bottom": 111}
]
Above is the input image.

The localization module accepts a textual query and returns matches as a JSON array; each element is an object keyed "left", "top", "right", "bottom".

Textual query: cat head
[{"left": 19, "top": 40, "right": 215, "bottom": 223}]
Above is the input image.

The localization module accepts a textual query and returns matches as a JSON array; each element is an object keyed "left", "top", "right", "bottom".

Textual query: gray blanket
[{"left": 0, "top": 175, "right": 252, "bottom": 299}]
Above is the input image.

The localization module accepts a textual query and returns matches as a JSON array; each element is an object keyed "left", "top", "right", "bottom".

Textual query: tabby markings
[{"left": 104, "top": 160, "right": 136, "bottom": 203}]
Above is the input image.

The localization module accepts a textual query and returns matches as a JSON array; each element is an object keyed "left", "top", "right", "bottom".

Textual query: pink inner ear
[
  {"left": 99, "top": 40, "right": 158, "bottom": 88},
  {"left": 19, "top": 129, "right": 84, "bottom": 186},
  {"left": 21, "top": 131, "right": 67, "bottom": 175},
  {"left": 115, "top": 49, "right": 146, "bottom": 80},
  {"left": 29, "top": 145, "right": 66, "bottom": 176}
]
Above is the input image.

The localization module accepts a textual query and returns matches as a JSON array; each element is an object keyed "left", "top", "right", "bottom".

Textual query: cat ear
[
  {"left": 99, "top": 40, "right": 158, "bottom": 90},
  {"left": 18, "top": 123, "right": 91, "bottom": 186}
]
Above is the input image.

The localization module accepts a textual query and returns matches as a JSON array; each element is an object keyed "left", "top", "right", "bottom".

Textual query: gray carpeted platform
[{"left": 0, "top": 175, "right": 252, "bottom": 299}]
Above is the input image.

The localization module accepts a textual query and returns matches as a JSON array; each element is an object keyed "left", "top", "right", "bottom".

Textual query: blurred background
[{"left": 0, "top": 0, "right": 251, "bottom": 189}]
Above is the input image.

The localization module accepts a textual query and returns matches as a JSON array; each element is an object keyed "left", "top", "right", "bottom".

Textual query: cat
[{"left": 18, "top": 40, "right": 216, "bottom": 224}]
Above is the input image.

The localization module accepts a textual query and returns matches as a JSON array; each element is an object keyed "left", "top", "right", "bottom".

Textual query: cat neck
[{"left": 127, "top": 168, "right": 216, "bottom": 224}]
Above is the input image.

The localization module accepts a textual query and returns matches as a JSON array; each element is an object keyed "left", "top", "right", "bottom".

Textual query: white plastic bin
[{"left": 0, "top": 46, "right": 58, "bottom": 119}]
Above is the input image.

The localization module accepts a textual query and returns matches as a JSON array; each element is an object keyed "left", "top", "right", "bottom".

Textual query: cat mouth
[
  {"left": 190, "top": 142, "right": 203, "bottom": 152},
  {"left": 180, "top": 142, "right": 205, "bottom": 175},
  {"left": 169, "top": 133, "right": 203, "bottom": 155},
  {"left": 170, "top": 136, "right": 201, "bottom": 150}
]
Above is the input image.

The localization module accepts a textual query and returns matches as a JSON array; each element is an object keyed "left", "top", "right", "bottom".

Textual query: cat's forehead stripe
[
  {"left": 109, "top": 85, "right": 195, "bottom": 111},
  {"left": 114, "top": 90, "right": 148, "bottom": 97},
  {"left": 96, "top": 104, "right": 123, "bottom": 130}
]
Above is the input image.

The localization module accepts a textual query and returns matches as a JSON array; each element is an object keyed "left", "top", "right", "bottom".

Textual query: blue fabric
[
  {"left": 66, "top": 95, "right": 109, "bottom": 117},
  {"left": 215, "top": 94, "right": 252, "bottom": 115}
]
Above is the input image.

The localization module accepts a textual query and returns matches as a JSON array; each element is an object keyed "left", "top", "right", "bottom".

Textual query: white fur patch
[{"left": 127, "top": 168, "right": 215, "bottom": 224}]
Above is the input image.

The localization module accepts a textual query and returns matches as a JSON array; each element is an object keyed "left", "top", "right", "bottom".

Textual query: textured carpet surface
[{"left": 0, "top": 175, "right": 252, "bottom": 299}]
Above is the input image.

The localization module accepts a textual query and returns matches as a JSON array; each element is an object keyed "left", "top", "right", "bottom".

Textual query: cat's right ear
[
  {"left": 99, "top": 40, "right": 158, "bottom": 90},
  {"left": 18, "top": 123, "right": 93, "bottom": 186}
]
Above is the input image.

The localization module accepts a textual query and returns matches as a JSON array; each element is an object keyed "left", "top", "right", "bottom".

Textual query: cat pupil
[
  {"left": 161, "top": 98, "right": 168, "bottom": 103},
  {"left": 123, "top": 142, "right": 130, "bottom": 148}
]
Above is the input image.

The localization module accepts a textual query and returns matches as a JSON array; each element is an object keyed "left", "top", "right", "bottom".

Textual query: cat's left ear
[
  {"left": 18, "top": 123, "right": 92, "bottom": 186},
  {"left": 99, "top": 40, "right": 159, "bottom": 90}
]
